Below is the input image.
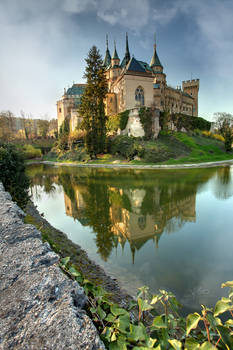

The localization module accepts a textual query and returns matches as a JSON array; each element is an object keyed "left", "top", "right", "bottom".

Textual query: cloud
[
  {"left": 62, "top": 0, "right": 150, "bottom": 30},
  {"left": 63, "top": 0, "right": 97, "bottom": 13},
  {"left": 97, "top": 0, "right": 150, "bottom": 30}
]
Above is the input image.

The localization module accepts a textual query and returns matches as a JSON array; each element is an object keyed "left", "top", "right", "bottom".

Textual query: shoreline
[{"left": 27, "top": 158, "right": 233, "bottom": 169}]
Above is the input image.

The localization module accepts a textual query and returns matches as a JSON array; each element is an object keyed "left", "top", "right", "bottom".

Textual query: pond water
[{"left": 27, "top": 164, "right": 233, "bottom": 314}]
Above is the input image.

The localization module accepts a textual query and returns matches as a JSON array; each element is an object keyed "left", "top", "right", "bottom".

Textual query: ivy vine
[{"left": 139, "top": 107, "right": 153, "bottom": 140}]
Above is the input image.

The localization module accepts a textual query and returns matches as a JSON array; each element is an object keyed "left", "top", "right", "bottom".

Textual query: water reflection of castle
[{"left": 63, "top": 183, "right": 196, "bottom": 255}]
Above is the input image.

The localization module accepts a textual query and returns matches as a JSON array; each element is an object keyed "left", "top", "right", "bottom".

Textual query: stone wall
[{"left": 0, "top": 183, "right": 105, "bottom": 350}]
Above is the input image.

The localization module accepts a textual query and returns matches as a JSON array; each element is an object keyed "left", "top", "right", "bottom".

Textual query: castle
[{"left": 57, "top": 34, "right": 199, "bottom": 137}]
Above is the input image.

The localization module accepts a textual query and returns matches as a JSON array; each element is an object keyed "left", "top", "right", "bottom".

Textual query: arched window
[{"left": 135, "top": 86, "right": 144, "bottom": 106}]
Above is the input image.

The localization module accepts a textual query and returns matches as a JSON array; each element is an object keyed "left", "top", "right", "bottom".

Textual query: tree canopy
[
  {"left": 214, "top": 112, "right": 233, "bottom": 151},
  {"left": 79, "top": 46, "right": 108, "bottom": 158}
]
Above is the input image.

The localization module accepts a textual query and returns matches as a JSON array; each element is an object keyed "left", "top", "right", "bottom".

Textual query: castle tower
[
  {"left": 150, "top": 35, "right": 163, "bottom": 73},
  {"left": 121, "top": 33, "right": 131, "bottom": 68},
  {"left": 109, "top": 41, "right": 121, "bottom": 81},
  {"left": 182, "top": 79, "right": 199, "bottom": 116},
  {"left": 103, "top": 34, "right": 111, "bottom": 68},
  {"left": 111, "top": 41, "right": 120, "bottom": 67}
]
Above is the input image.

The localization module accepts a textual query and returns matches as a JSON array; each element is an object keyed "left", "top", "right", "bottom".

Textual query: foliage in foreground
[
  {"left": 61, "top": 257, "right": 233, "bottom": 349},
  {"left": 0, "top": 142, "right": 30, "bottom": 208}
]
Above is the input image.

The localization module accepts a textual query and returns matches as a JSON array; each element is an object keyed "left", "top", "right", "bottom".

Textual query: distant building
[{"left": 57, "top": 34, "right": 199, "bottom": 137}]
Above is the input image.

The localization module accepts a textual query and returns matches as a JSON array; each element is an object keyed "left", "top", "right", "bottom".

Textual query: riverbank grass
[{"left": 43, "top": 132, "right": 233, "bottom": 166}]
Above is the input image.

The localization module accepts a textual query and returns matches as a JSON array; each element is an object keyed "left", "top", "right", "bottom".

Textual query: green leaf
[
  {"left": 138, "top": 298, "right": 153, "bottom": 312},
  {"left": 116, "top": 314, "right": 130, "bottom": 333},
  {"left": 225, "top": 319, "right": 233, "bottom": 327},
  {"left": 214, "top": 300, "right": 232, "bottom": 316},
  {"left": 109, "top": 340, "right": 127, "bottom": 350},
  {"left": 105, "top": 313, "right": 116, "bottom": 323},
  {"left": 151, "top": 295, "right": 159, "bottom": 305},
  {"left": 97, "top": 305, "right": 106, "bottom": 320},
  {"left": 60, "top": 256, "right": 70, "bottom": 267},
  {"left": 168, "top": 339, "right": 182, "bottom": 350},
  {"left": 152, "top": 316, "right": 167, "bottom": 329},
  {"left": 90, "top": 307, "right": 97, "bottom": 314},
  {"left": 68, "top": 266, "right": 80, "bottom": 277},
  {"left": 110, "top": 304, "right": 128, "bottom": 316},
  {"left": 111, "top": 331, "right": 117, "bottom": 342},
  {"left": 221, "top": 281, "right": 233, "bottom": 288},
  {"left": 186, "top": 312, "right": 201, "bottom": 335},
  {"left": 199, "top": 342, "right": 216, "bottom": 349},
  {"left": 128, "top": 323, "right": 147, "bottom": 342},
  {"left": 185, "top": 337, "right": 200, "bottom": 350},
  {"left": 217, "top": 325, "right": 233, "bottom": 349}
]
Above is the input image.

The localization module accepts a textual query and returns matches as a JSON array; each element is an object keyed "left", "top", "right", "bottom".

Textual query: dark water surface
[{"left": 27, "top": 164, "right": 233, "bottom": 313}]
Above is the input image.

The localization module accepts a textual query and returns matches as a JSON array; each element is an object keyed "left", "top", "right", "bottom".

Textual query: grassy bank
[{"left": 43, "top": 132, "right": 233, "bottom": 166}]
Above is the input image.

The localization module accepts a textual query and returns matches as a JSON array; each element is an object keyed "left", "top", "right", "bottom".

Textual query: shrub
[
  {"left": 171, "top": 113, "right": 211, "bottom": 132},
  {"left": 202, "top": 130, "right": 225, "bottom": 142},
  {"left": 110, "top": 135, "right": 142, "bottom": 160},
  {"left": 0, "top": 142, "right": 30, "bottom": 208},
  {"left": 22, "top": 144, "right": 42, "bottom": 159}
]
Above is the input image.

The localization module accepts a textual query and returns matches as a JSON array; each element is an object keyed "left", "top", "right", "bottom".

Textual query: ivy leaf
[
  {"left": 214, "top": 300, "right": 232, "bottom": 316},
  {"left": 151, "top": 295, "right": 159, "bottom": 305},
  {"left": 111, "top": 331, "right": 117, "bottom": 342},
  {"left": 186, "top": 312, "right": 201, "bottom": 335},
  {"left": 60, "top": 256, "right": 70, "bottom": 267},
  {"left": 152, "top": 316, "right": 167, "bottom": 329},
  {"left": 168, "top": 339, "right": 182, "bottom": 350},
  {"left": 110, "top": 304, "right": 128, "bottom": 316},
  {"left": 199, "top": 342, "right": 216, "bottom": 349},
  {"left": 138, "top": 298, "right": 153, "bottom": 312},
  {"left": 105, "top": 313, "right": 116, "bottom": 323},
  {"left": 68, "top": 266, "right": 80, "bottom": 277},
  {"left": 109, "top": 341, "right": 127, "bottom": 350},
  {"left": 128, "top": 323, "right": 147, "bottom": 342},
  {"left": 221, "top": 281, "right": 233, "bottom": 288},
  {"left": 97, "top": 305, "right": 106, "bottom": 320},
  {"left": 216, "top": 325, "right": 233, "bottom": 349},
  {"left": 185, "top": 337, "right": 200, "bottom": 350},
  {"left": 225, "top": 319, "right": 233, "bottom": 327},
  {"left": 116, "top": 314, "right": 130, "bottom": 333}
]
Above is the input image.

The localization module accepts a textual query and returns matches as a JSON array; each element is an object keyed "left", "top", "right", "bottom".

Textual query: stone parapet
[{"left": 0, "top": 183, "right": 105, "bottom": 350}]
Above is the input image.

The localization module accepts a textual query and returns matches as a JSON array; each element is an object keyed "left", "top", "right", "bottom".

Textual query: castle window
[
  {"left": 59, "top": 108, "right": 62, "bottom": 113},
  {"left": 135, "top": 86, "right": 144, "bottom": 106}
]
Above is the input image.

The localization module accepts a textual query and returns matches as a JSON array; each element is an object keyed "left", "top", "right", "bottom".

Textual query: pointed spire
[
  {"left": 150, "top": 33, "right": 162, "bottom": 68},
  {"left": 112, "top": 40, "right": 119, "bottom": 60},
  {"left": 103, "top": 34, "right": 111, "bottom": 67},
  {"left": 121, "top": 32, "right": 131, "bottom": 68}
]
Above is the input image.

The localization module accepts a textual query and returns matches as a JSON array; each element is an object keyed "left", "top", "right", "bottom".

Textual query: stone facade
[{"left": 57, "top": 34, "right": 199, "bottom": 136}]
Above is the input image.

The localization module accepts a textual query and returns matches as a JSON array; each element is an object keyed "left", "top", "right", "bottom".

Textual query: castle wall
[{"left": 124, "top": 75, "right": 154, "bottom": 110}]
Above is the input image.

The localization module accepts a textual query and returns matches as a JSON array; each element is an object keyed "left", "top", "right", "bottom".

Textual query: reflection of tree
[
  {"left": 28, "top": 165, "right": 218, "bottom": 263},
  {"left": 82, "top": 182, "right": 114, "bottom": 261},
  {"left": 214, "top": 167, "right": 233, "bottom": 200}
]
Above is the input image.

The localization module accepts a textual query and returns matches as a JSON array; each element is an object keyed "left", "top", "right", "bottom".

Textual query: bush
[
  {"left": 0, "top": 142, "right": 30, "bottom": 208},
  {"left": 22, "top": 144, "right": 42, "bottom": 159},
  {"left": 171, "top": 113, "right": 211, "bottom": 132},
  {"left": 110, "top": 135, "right": 142, "bottom": 160},
  {"left": 202, "top": 130, "right": 225, "bottom": 142}
]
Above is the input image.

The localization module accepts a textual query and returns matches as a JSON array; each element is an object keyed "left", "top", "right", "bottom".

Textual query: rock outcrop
[{"left": 0, "top": 183, "right": 105, "bottom": 350}]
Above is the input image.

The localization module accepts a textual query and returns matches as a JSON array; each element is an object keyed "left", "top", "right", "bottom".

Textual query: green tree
[
  {"left": 79, "top": 46, "right": 108, "bottom": 158},
  {"left": 214, "top": 112, "right": 233, "bottom": 152},
  {"left": 0, "top": 142, "right": 30, "bottom": 208}
]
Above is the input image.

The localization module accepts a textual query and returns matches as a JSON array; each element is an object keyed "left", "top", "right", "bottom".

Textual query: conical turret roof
[
  {"left": 150, "top": 44, "right": 162, "bottom": 68},
  {"left": 112, "top": 41, "right": 119, "bottom": 60}
]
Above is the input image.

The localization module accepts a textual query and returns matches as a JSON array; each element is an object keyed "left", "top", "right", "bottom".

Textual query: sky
[{"left": 0, "top": 0, "right": 233, "bottom": 121}]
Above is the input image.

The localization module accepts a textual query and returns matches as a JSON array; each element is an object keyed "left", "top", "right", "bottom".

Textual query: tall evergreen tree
[{"left": 79, "top": 46, "right": 108, "bottom": 158}]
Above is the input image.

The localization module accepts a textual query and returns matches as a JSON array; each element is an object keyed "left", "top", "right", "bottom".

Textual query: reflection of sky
[{"left": 31, "top": 168, "right": 233, "bottom": 314}]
